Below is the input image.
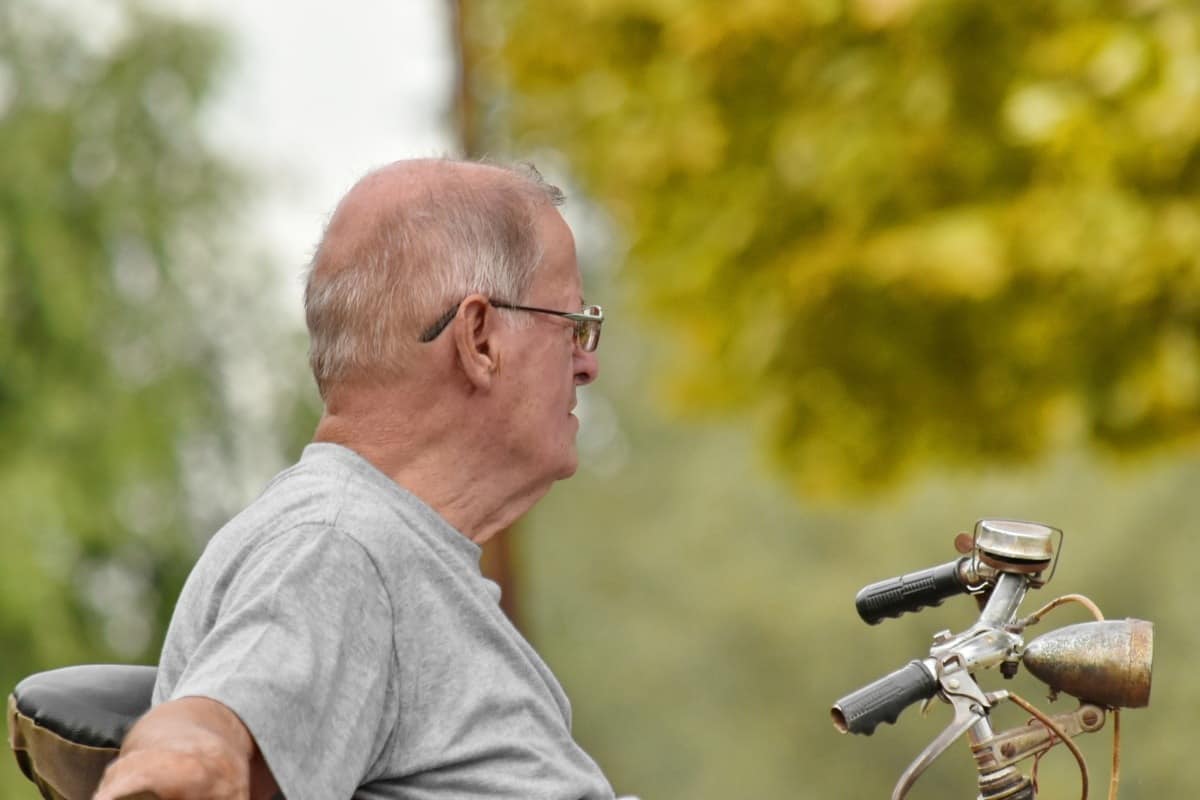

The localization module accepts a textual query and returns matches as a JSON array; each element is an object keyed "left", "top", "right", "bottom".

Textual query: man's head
[
  {"left": 304, "top": 158, "right": 600, "bottom": 509},
  {"left": 305, "top": 158, "right": 566, "bottom": 394}
]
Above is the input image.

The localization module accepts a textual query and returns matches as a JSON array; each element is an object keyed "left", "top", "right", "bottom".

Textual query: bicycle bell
[{"left": 972, "top": 519, "right": 1061, "bottom": 579}]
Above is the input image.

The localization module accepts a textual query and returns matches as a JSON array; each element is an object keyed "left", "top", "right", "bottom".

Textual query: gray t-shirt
[{"left": 154, "top": 443, "right": 615, "bottom": 800}]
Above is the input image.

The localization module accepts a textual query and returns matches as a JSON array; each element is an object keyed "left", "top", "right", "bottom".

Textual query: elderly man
[{"left": 96, "top": 158, "right": 613, "bottom": 799}]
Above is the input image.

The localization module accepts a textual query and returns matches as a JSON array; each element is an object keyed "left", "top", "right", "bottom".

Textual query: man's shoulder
[
  {"left": 223, "top": 443, "right": 464, "bottom": 569},
  {"left": 185, "top": 442, "right": 481, "bottom": 618},
  {"left": 240, "top": 443, "right": 407, "bottom": 532}
]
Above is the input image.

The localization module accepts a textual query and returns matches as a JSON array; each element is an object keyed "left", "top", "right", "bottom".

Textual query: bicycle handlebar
[
  {"left": 854, "top": 558, "right": 970, "bottom": 625},
  {"left": 831, "top": 660, "right": 938, "bottom": 736},
  {"left": 831, "top": 521, "right": 1154, "bottom": 800}
]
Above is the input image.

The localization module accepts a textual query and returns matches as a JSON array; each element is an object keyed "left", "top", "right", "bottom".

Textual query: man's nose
[{"left": 574, "top": 348, "right": 599, "bottom": 386}]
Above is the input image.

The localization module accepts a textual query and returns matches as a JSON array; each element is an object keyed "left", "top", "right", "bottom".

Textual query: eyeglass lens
[{"left": 576, "top": 307, "right": 602, "bottom": 352}]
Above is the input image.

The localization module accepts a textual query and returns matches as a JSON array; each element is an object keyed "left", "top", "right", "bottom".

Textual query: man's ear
[{"left": 453, "top": 293, "right": 499, "bottom": 390}]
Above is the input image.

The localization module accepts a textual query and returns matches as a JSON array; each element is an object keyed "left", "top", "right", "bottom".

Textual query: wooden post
[{"left": 450, "top": 0, "right": 521, "bottom": 628}]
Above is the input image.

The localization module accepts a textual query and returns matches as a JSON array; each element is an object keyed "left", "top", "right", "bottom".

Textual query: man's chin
[{"left": 556, "top": 446, "right": 580, "bottom": 480}]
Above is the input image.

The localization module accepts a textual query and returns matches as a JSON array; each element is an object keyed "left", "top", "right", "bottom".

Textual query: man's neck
[{"left": 312, "top": 387, "right": 546, "bottom": 545}]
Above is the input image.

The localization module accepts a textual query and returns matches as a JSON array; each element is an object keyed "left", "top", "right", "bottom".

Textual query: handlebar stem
[
  {"left": 929, "top": 572, "right": 1032, "bottom": 672},
  {"left": 968, "top": 713, "right": 1035, "bottom": 800},
  {"left": 978, "top": 572, "right": 1031, "bottom": 629}
]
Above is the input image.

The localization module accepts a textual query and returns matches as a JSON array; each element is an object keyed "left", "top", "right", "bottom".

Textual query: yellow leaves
[
  {"left": 777, "top": 231, "right": 855, "bottom": 300},
  {"left": 1131, "top": 16, "right": 1200, "bottom": 152},
  {"left": 624, "top": 60, "right": 728, "bottom": 175},
  {"left": 577, "top": 69, "right": 629, "bottom": 118},
  {"left": 1154, "top": 330, "right": 1200, "bottom": 414},
  {"left": 1008, "top": 184, "right": 1153, "bottom": 290},
  {"left": 1107, "top": 329, "right": 1200, "bottom": 435},
  {"left": 860, "top": 209, "right": 1007, "bottom": 299},
  {"left": 667, "top": 0, "right": 837, "bottom": 54},
  {"left": 1004, "top": 82, "right": 1080, "bottom": 144},
  {"left": 480, "top": 0, "right": 1200, "bottom": 494},
  {"left": 492, "top": 6, "right": 729, "bottom": 189},
  {"left": 902, "top": 69, "right": 952, "bottom": 127},
  {"left": 1151, "top": 200, "right": 1200, "bottom": 272},
  {"left": 1087, "top": 29, "right": 1150, "bottom": 97},
  {"left": 851, "top": 0, "right": 922, "bottom": 30}
]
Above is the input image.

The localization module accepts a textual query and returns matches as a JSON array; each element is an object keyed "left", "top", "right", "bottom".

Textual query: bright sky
[{"left": 150, "top": 0, "right": 460, "bottom": 318}]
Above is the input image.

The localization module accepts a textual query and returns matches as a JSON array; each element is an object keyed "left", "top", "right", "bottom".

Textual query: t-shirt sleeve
[{"left": 167, "top": 524, "right": 394, "bottom": 800}]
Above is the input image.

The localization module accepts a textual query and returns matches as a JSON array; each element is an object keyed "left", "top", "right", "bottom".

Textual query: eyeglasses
[{"left": 418, "top": 298, "right": 604, "bottom": 352}]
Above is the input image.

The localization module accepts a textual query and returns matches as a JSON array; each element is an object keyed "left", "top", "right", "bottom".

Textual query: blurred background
[{"left": 3, "top": 0, "right": 1198, "bottom": 797}]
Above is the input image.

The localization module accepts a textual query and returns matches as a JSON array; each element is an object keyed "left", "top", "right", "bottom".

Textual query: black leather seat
[{"left": 7, "top": 665, "right": 157, "bottom": 800}]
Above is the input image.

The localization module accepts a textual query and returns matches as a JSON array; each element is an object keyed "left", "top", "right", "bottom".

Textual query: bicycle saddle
[{"left": 8, "top": 664, "right": 157, "bottom": 800}]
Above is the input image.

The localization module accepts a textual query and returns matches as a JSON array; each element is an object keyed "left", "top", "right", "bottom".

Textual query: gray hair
[{"left": 303, "top": 159, "right": 565, "bottom": 398}]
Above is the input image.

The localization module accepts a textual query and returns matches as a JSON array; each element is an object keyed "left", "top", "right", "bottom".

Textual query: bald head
[{"left": 304, "top": 158, "right": 565, "bottom": 399}]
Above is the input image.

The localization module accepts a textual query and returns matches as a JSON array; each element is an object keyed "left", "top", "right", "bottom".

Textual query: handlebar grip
[
  {"left": 854, "top": 558, "right": 968, "bottom": 625},
  {"left": 831, "top": 660, "right": 938, "bottom": 736}
]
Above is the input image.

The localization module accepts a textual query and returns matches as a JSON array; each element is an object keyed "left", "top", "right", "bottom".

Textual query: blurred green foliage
[
  {"left": 0, "top": 4, "right": 309, "bottom": 795},
  {"left": 467, "top": 0, "right": 1200, "bottom": 496},
  {"left": 0, "top": 0, "right": 226, "bottom": 649}
]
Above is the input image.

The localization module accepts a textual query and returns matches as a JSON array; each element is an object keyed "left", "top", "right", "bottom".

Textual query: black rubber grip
[
  {"left": 831, "top": 660, "right": 938, "bottom": 735},
  {"left": 854, "top": 558, "right": 967, "bottom": 625}
]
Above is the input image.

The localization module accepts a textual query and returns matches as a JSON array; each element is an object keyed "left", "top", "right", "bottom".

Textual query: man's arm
[{"left": 94, "top": 696, "right": 279, "bottom": 800}]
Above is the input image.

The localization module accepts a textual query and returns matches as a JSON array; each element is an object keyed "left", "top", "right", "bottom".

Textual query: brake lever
[{"left": 891, "top": 659, "right": 1006, "bottom": 800}]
